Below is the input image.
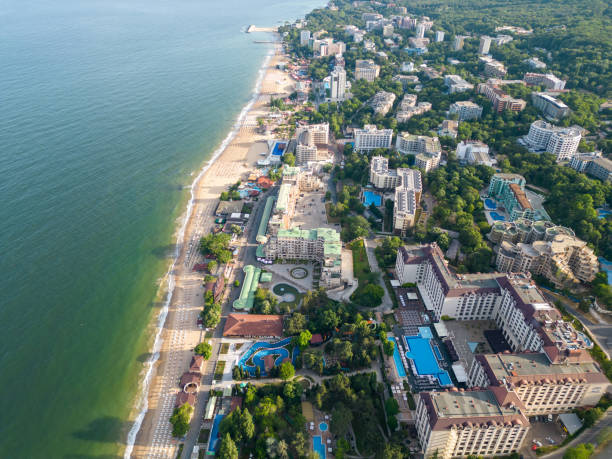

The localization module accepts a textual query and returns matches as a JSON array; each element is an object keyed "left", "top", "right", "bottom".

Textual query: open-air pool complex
[
  {"left": 313, "top": 436, "right": 326, "bottom": 459},
  {"left": 404, "top": 330, "right": 452, "bottom": 386},
  {"left": 488, "top": 211, "right": 506, "bottom": 221},
  {"left": 363, "top": 190, "right": 382, "bottom": 207},
  {"left": 207, "top": 414, "right": 225, "bottom": 453},
  {"left": 388, "top": 336, "right": 406, "bottom": 378},
  {"left": 237, "top": 338, "right": 299, "bottom": 377}
]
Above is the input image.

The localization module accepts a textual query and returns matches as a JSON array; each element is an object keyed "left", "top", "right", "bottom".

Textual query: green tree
[
  {"left": 194, "top": 341, "right": 212, "bottom": 359},
  {"left": 383, "top": 338, "right": 395, "bottom": 357},
  {"left": 278, "top": 361, "right": 295, "bottom": 380},
  {"left": 285, "top": 312, "right": 307, "bottom": 335},
  {"left": 282, "top": 153, "right": 296, "bottom": 166},
  {"left": 385, "top": 398, "right": 399, "bottom": 416},
  {"left": 240, "top": 408, "right": 255, "bottom": 442},
  {"left": 578, "top": 299, "right": 591, "bottom": 313},
  {"left": 218, "top": 433, "right": 239, "bottom": 459},
  {"left": 207, "top": 260, "right": 218, "bottom": 273},
  {"left": 330, "top": 403, "right": 353, "bottom": 436},
  {"left": 563, "top": 443, "right": 594, "bottom": 459},
  {"left": 170, "top": 403, "right": 193, "bottom": 437},
  {"left": 295, "top": 330, "right": 312, "bottom": 350}
]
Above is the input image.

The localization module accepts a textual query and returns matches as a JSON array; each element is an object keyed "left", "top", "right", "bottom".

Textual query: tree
[
  {"left": 578, "top": 299, "right": 591, "bottom": 313},
  {"left": 330, "top": 403, "right": 353, "bottom": 436},
  {"left": 437, "top": 232, "right": 451, "bottom": 251},
  {"left": 352, "top": 283, "right": 384, "bottom": 307},
  {"left": 385, "top": 398, "right": 399, "bottom": 416},
  {"left": 230, "top": 224, "right": 242, "bottom": 235},
  {"left": 234, "top": 280, "right": 240, "bottom": 287},
  {"left": 240, "top": 408, "right": 255, "bottom": 442},
  {"left": 201, "top": 303, "right": 221, "bottom": 328},
  {"left": 282, "top": 153, "right": 296, "bottom": 166},
  {"left": 285, "top": 312, "right": 307, "bottom": 335},
  {"left": 170, "top": 403, "right": 193, "bottom": 437},
  {"left": 218, "top": 433, "right": 239, "bottom": 459},
  {"left": 341, "top": 215, "right": 370, "bottom": 242},
  {"left": 194, "top": 341, "right": 212, "bottom": 360},
  {"left": 208, "top": 260, "right": 218, "bottom": 273},
  {"left": 383, "top": 338, "right": 395, "bottom": 357},
  {"left": 563, "top": 443, "right": 594, "bottom": 459},
  {"left": 295, "top": 330, "right": 312, "bottom": 350},
  {"left": 278, "top": 361, "right": 295, "bottom": 380},
  {"left": 382, "top": 443, "right": 404, "bottom": 459}
]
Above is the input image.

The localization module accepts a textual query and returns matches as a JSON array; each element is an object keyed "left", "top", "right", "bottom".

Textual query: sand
[{"left": 128, "top": 44, "right": 294, "bottom": 458}]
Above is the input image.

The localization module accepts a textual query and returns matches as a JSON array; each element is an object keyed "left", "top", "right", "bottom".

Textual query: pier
[{"left": 246, "top": 25, "right": 278, "bottom": 33}]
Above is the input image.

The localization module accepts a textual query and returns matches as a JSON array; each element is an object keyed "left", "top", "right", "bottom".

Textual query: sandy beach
[{"left": 126, "top": 42, "right": 295, "bottom": 458}]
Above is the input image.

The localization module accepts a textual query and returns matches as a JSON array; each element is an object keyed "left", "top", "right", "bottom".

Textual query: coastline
[{"left": 126, "top": 37, "right": 294, "bottom": 458}]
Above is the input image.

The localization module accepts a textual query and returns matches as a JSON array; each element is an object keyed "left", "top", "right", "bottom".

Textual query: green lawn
[
  {"left": 220, "top": 343, "right": 229, "bottom": 354},
  {"left": 214, "top": 361, "right": 226, "bottom": 380},
  {"left": 350, "top": 239, "right": 371, "bottom": 281}
]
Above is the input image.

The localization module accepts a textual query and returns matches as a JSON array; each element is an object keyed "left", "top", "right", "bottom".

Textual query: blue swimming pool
[
  {"left": 363, "top": 190, "right": 381, "bottom": 207},
  {"left": 238, "top": 338, "right": 298, "bottom": 376},
  {"left": 419, "top": 326, "right": 433, "bottom": 339},
  {"left": 404, "top": 333, "right": 452, "bottom": 386},
  {"left": 208, "top": 414, "right": 225, "bottom": 452},
  {"left": 272, "top": 142, "right": 287, "bottom": 156},
  {"left": 600, "top": 257, "right": 612, "bottom": 285},
  {"left": 313, "top": 436, "right": 326, "bottom": 459},
  {"left": 484, "top": 198, "right": 497, "bottom": 210},
  {"left": 319, "top": 422, "right": 328, "bottom": 431},
  {"left": 433, "top": 345, "right": 442, "bottom": 360},
  {"left": 598, "top": 209, "right": 612, "bottom": 219},
  {"left": 388, "top": 337, "right": 406, "bottom": 378},
  {"left": 489, "top": 211, "right": 506, "bottom": 221}
]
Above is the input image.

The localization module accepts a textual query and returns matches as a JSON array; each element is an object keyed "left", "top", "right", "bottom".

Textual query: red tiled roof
[
  {"left": 175, "top": 392, "right": 196, "bottom": 408},
  {"left": 310, "top": 333, "right": 324, "bottom": 344},
  {"left": 190, "top": 355, "right": 204, "bottom": 373},
  {"left": 180, "top": 372, "right": 201, "bottom": 388},
  {"left": 256, "top": 176, "right": 275, "bottom": 188},
  {"left": 223, "top": 313, "right": 284, "bottom": 337}
]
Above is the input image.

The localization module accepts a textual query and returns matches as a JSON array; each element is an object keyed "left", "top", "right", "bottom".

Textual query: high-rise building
[
  {"left": 478, "top": 82, "right": 527, "bottom": 112},
  {"left": 449, "top": 101, "right": 483, "bottom": 120},
  {"left": 300, "top": 30, "right": 311, "bottom": 46},
  {"left": 488, "top": 173, "right": 550, "bottom": 222},
  {"left": 354, "top": 124, "right": 393, "bottom": 152},
  {"left": 435, "top": 31, "right": 445, "bottom": 42},
  {"left": 294, "top": 123, "right": 329, "bottom": 165},
  {"left": 531, "top": 92, "right": 570, "bottom": 119},
  {"left": 329, "top": 66, "right": 346, "bottom": 101},
  {"left": 468, "top": 353, "right": 609, "bottom": 415},
  {"left": 416, "top": 22, "right": 426, "bottom": 38},
  {"left": 393, "top": 168, "right": 422, "bottom": 234},
  {"left": 453, "top": 35, "right": 466, "bottom": 50},
  {"left": 355, "top": 59, "right": 380, "bottom": 82},
  {"left": 479, "top": 35, "right": 492, "bottom": 54},
  {"left": 570, "top": 153, "right": 612, "bottom": 183},
  {"left": 524, "top": 120, "right": 581, "bottom": 161},
  {"left": 369, "top": 156, "right": 399, "bottom": 189},
  {"left": 415, "top": 389, "right": 530, "bottom": 459}
]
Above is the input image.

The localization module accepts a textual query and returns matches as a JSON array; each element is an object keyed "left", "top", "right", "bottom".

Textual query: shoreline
[{"left": 125, "top": 36, "right": 293, "bottom": 458}]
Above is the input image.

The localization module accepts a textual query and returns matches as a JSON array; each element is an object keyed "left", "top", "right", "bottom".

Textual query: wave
[{"left": 123, "top": 39, "right": 277, "bottom": 458}]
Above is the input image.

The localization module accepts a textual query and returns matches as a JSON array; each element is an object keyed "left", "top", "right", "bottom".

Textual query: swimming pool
[
  {"left": 598, "top": 209, "right": 611, "bottom": 219},
  {"left": 489, "top": 211, "right": 506, "bottom": 221},
  {"left": 404, "top": 333, "right": 452, "bottom": 386},
  {"left": 600, "top": 257, "right": 612, "bottom": 285},
  {"left": 313, "top": 436, "right": 326, "bottom": 459},
  {"left": 363, "top": 190, "right": 381, "bottom": 207},
  {"left": 319, "top": 422, "right": 328, "bottom": 431},
  {"left": 388, "top": 337, "right": 406, "bottom": 378},
  {"left": 271, "top": 141, "right": 286, "bottom": 156},
  {"left": 418, "top": 326, "right": 433, "bottom": 339},
  {"left": 238, "top": 338, "right": 298, "bottom": 376},
  {"left": 433, "top": 345, "right": 442, "bottom": 360},
  {"left": 207, "top": 414, "right": 225, "bottom": 452},
  {"left": 484, "top": 198, "right": 497, "bottom": 210}
]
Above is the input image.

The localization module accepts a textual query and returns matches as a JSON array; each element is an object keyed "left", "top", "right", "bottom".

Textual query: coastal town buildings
[
  {"left": 456, "top": 141, "right": 494, "bottom": 166},
  {"left": 488, "top": 173, "right": 550, "bottom": 221},
  {"left": 469, "top": 352, "right": 609, "bottom": 415},
  {"left": 449, "top": 101, "right": 483, "bottom": 121},
  {"left": 330, "top": 65, "right": 347, "bottom": 101},
  {"left": 478, "top": 82, "right": 527, "bottom": 112},
  {"left": 495, "top": 233, "right": 598, "bottom": 286},
  {"left": 300, "top": 30, "right": 311, "bottom": 46},
  {"left": 415, "top": 388, "right": 530, "bottom": 459},
  {"left": 369, "top": 155, "right": 400, "bottom": 189},
  {"left": 524, "top": 73, "right": 566, "bottom": 90},
  {"left": 523, "top": 120, "right": 581, "bottom": 161},
  {"left": 295, "top": 123, "right": 329, "bottom": 165},
  {"left": 435, "top": 31, "right": 445, "bottom": 42},
  {"left": 569, "top": 152, "right": 612, "bottom": 183},
  {"left": 354, "top": 124, "right": 393, "bottom": 152},
  {"left": 393, "top": 168, "right": 423, "bottom": 234},
  {"left": 370, "top": 91, "right": 396, "bottom": 116},
  {"left": 453, "top": 35, "right": 467, "bottom": 51},
  {"left": 396, "top": 133, "right": 441, "bottom": 172},
  {"left": 531, "top": 92, "right": 570, "bottom": 119},
  {"left": 525, "top": 57, "right": 547, "bottom": 69},
  {"left": 355, "top": 59, "right": 380, "bottom": 82},
  {"left": 444, "top": 74, "right": 474, "bottom": 93},
  {"left": 438, "top": 120, "right": 459, "bottom": 138},
  {"left": 396, "top": 94, "right": 432, "bottom": 122},
  {"left": 478, "top": 35, "right": 492, "bottom": 54}
]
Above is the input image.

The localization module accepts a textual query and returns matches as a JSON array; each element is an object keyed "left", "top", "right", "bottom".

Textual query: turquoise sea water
[{"left": 0, "top": 0, "right": 322, "bottom": 456}]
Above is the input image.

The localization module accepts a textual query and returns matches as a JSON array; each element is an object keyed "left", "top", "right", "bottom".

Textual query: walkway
[{"left": 363, "top": 238, "right": 393, "bottom": 312}]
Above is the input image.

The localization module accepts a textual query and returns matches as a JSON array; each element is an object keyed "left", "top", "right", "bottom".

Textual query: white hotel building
[
  {"left": 524, "top": 120, "right": 581, "bottom": 161},
  {"left": 354, "top": 124, "right": 393, "bottom": 152}
]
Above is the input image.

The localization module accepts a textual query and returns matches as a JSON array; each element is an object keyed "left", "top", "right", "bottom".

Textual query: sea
[{"left": 0, "top": 0, "right": 323, "bottom": 457}]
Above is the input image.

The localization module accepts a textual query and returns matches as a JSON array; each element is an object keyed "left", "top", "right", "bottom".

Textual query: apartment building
[
  {"left": 469, "top": 352, "right": 609, "bottom": 415},
  {"left": 456, "top": 141, "right": 494, "bottom": 166},
  {"left": 478, "top": 82, "right": 527, "bottom": 112},
  {"left": 263, "top": 227, "right": 342, "bottom": 288},
  {"left": 488, "top": 218, "right": 574, "bottom": 246},
  {"left": 444, "top": 74, "right": 474, "bottom": 93},
  {"left": 330, "top": 66, "right": 347, "bottom": 101},
  {"left": 524, "top": 120, "right": 581, "bottom": 161},
  {"left": 355, "top": 59, "right": 380, "bottom": 82},
  {"left": 495, "top": 234, "right": 598, "bottom": 286},
  {"left": 354, "top": 124, "right": 393, "bottom": 152},
  {"left": 569, "top": 153, "right": 612, "bottom": 183},
  {"left": 449, "top": 101, "right": 483, "bottom": 121},
  {"left": 479, "top": 36, "right": 492, "bottom": 54},
  {"left": 453, "top": 35, "right": 467, "bottom": 51},
  {"left": 369, "top": 156, "right": 399, "bottom": 189},
  {"left": 488, "top": 173, "right": 550, "bottom": 221},
  {"left": 396, "top": 94, "right": 432, "bottom": 122},
  {"left": 393, "top": 168, "right": 423, "bottom": 234},
  {"left": 532, "top": 92, "right": 570, "bottom": 119},
  {"left": 435, "top": 31, "right": 445, "bottom": 42},
  {"left": 370, "top": 91, "right": 396, "bottom": 116},
  {"left": 396, "top": 133, "right": 442, "bottom": 172},
  {"left": 416, "top": 388, "right": 530, "bottom": 459},
  {"left": 524, "top": 73, "right": 566, "bottom": 90},
  {"left": 300, "top": 30, "right": 311, "bottom": 46},
  {"left": 438, "top": 119, "right": 459, "bottom": 138},
  {"left": 480, "top": 56, "right": 507, "bottom": 78}
]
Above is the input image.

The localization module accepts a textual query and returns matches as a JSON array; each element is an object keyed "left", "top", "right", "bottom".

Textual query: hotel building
[
  {"left": 488, "top": 173, "right": 550, "bottom": 222},
  {"left": 416, "top": 388, "right": 530, "bottom": 459},
  {"left": 456, "top": 141, "right": 494, "bottom": 167},
  {"left": 479, "top": 36, "right": 492, "bottom": 54},
  {"left": 369, "top": 156, "right": 399, "bottom": 189},
  {"left": 569, "top": 153, "right": 612, "bottom": 183},
  {"left": 354, "top": 124, "right": 393, "bottom": 152},
  {"left": 295, "top": 123, "right": 329, "bottom": 165},
  {"left": 524, "top": 73, "right": 566, "bottom": 90},
  {"left": 396, "top": 133, "right": 442, "bottom": 172},
  {"left": 532, "top": 92, "right": 570, "bottom": 119},
  {"left": 444, "top": 74, "right": 474, "bottom": 93},
  {"left": 449, "top": 101, "right": 483, "bottom": 121},
  {"left": 524, "top": 120, "right": 581, "bottom": 161},
  {"left": 355, "top": 59, "right": 380, "bottom": 82},
  {"left": 393, "top": 168, "right": 423, "bottom": 235},
  {"left": 478, "top": 82, "right": 526, "bottom": 113},
  {"left": 330, "top": 66, "right": 347, "bottom": 101}
]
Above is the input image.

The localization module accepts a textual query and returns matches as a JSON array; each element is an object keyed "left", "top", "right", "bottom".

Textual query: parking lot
[
  {"left": 292, "top": 190, "right": 333, "bottom": 230},
  {"left": 522, "top": 419, "right": 566, "bottom": 458},
  {"left": 444, "top": 320, "right": 496, "bottom": 368}
]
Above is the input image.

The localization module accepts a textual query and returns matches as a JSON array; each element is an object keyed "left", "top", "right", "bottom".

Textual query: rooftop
[
  {"left": 223, "top": 313, "right": 284, "bottom": 337},
  {"left": 431, "top": 390, "right": 517, "bottom": 419}
]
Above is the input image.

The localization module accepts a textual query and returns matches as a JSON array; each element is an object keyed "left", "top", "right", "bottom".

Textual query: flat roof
[
  {"left": 483, "top": 352, "right": 601, "bottom": 380},
  {"left": 431, "top": 390, "right": 516, "bottom": 418},
  {"left": 256, "top": 196, "right": 276, "bottom": 242},
  {"left": 559, "top": 413, "right": 582, "bottom": 435},
  {"left": 232, "top": 265, "right": 261, "bottom": 310}
]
